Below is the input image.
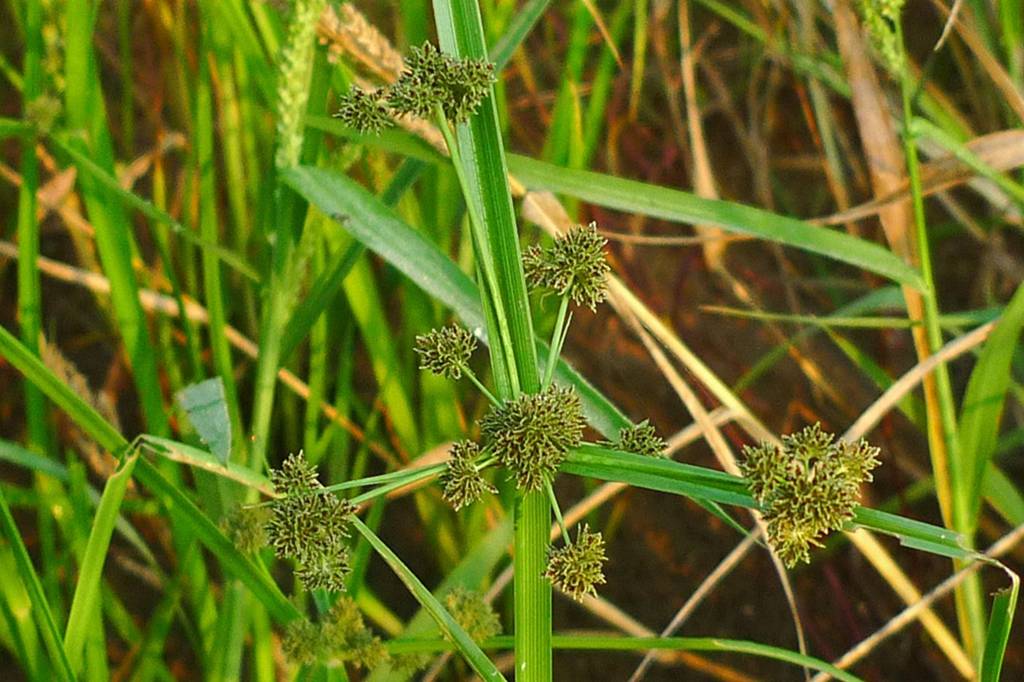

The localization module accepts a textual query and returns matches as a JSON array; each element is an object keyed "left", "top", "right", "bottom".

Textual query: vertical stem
[
  {"left": 515, "top": 491, "right": 552, "bottom": 681},
  {"left": 435, "top": 106, "right": 521, "bottom": 396},
  {"left": 895, "top": 21, "right": 985, "bottom": 659},
  {"left": 542, "top": 296, "right": 570, "bottom": 388}
]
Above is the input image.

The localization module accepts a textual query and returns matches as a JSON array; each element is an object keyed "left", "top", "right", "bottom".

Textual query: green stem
[
  {"left": 463, "top": 365, "right": 500, "bottom": 406},
  {"left": 515, "top": 491, "right": 552, "bottom": 681},
  {"left": 546, "top": 480, "right": 569, "bottom": 545},
  {"left": 542, "top": 296, "right": 571, "bottom": 388},
  {"left": 896, "top": 18, "right": 984, "bottom": 658},
  {"left": 434, "top": 105, "right": 521, "bottom": 396}
]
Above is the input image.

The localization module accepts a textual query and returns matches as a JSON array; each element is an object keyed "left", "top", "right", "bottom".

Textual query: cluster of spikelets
[
  {"left": 523, "top": 223, "right": 611, "bottom": 311},
  {"left": 236, "top": 452, "right": 358, "bottom": 592},
  {"left": 606, "top": 420, "right": 668, "bottom": 458},
  {"left": 283, "top": 597, "right": 387, "bottom": 669},
  {"left": 414, "top": 324, "right": 477, "bottom": 380},
  {"left": 336, "top": 41, "right": 495, "bottom": 134},
  {"left": 544, "top": 525, "right": 608, "bottom": 601},
  {"left": 740, "top": 423, "right": 881, "bottom": 567},
  {"left": 480, "top": 385, "right": 587, "bottom": 491},
  {"left": 409, "top": 223, "right": 678, "bottom": 601},
  {"left": 282, "top": 589, "right": 499, "bottom": 673}
]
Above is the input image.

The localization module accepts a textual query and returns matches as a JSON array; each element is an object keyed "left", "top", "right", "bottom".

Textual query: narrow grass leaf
[
  {"left": 488, "top": 0, "right": 553, "bottom": 70},
  {"left": 138, "top": 436, "right": 273, "bottom": 495},
  {"left": 508, "top": 155, "right": 926, "bottom": 289},
  {"left": 63, "top": 450, "right": 138, "bottom": 674},
  {"left": 979, "top": 574, "right": 1019, "bottom": 682},
  {"left": 957, "top": 282, "right": 1024, "bottom": 528},
  {"left": 351, "top": 517, "right": 506, "bottom": 682},
  {"left": 0, "top": 487, "right": 75, "bottom": 682},
  {"left": 566, "top": 444, "right": 971, "bottom": 559}
]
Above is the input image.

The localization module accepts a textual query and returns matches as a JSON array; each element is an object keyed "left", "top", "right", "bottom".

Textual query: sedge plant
[{"left": 2, "top": 0, "right": 1023, "bottom": 680}]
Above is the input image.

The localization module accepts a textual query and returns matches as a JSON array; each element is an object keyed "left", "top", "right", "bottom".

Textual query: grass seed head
[
  {"left": 335, "top": 87, "right": 393, "bottom": 134},
  {"left": 323, "top": 597, "right": 389, "bottom": 669},
  {"left": 544, "top": 524, "right": 607, "bottom": 601},
  {"left": 265, "top": 452, "right": 356, "bottom": 591},
  {"left": 387, "top": 42, "right": 495, "bottom": 123},
  {"left": 281, "top": 619, "right": 324, "bottom": 665},
  {"left": 414, "top": 324, "right": 477, "bottom": 379},
  {"left": 480, "top": 385, "right": 586, "bottom": 491},
  {"left": 524, "top": 222, "right": 610, "bottom": 310},
  {"left": 282, "top": 597, "right": 389, "bottom": 668},
  {"left": 740, "top": 423, "right": 881, "bottom": 566},
  {"left": 441, "top": 440, "right": 497, "bottom": 511},
  {"left": 610, "top": 420, "right": 667, "bottom": 458},
  {"left": 444, "top": 586, "right": 501, "bottom": 642}
]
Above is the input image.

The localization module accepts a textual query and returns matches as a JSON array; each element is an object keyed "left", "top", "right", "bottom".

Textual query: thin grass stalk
[
  {"left": 895, "top": 20, "right": 986, "bottom": 657},
  {"left": 16, "top": 0, "right": 64, "bottom": 621},
  {"left": 250, "top": 0, "right": 325, "bottom": 468},
  {"left": 0, "top": 486, "right": 75, "bottom": 682},
  {"left": 197, "top": 10, "right": 244, "bottom": 464},
  {"left": 64, "top": 0, "right": 169, "bottom": 435}
]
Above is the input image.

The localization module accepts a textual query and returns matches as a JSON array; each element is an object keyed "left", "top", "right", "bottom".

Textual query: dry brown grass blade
[
  {"left": 581, "top": 0, "right": 624, "bottom": 69},
  {"left": 844, "top": 321, "right": 995, "bottom": 442},
  {"left": 628, "top": 532, "right": 760, "bottom": 682},
  {"left": 814, "top": 129, "right": 1024, "bottom": 226},
  {"left": 929, "top": 0, "right": 1024, "bottom": 124},
  {"left": 678, "top": 0, "right": 728, "bottom": 271}
]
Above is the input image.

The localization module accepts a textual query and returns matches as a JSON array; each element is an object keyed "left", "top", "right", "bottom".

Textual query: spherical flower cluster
[
  {"left": 281, "top": 597, "right": 388, "bottom": 669},
  {"left": 440, "top": 440, "right": 497, "bottom": 510},
  {"left": 609, "top": 420, "right": 667, "bottom": 458},
  {"left": 480, "top": 385, "right": 586, "bottom": 491},
  {"left": 265, "top": 452, "right": 355, "bottom": 592},
  {"left": 336, "top": 87, "right": 392, "bottom": 134},
  {"left": 335, "top": 41, "right": 495, "bottom": 134},
  {"left": 740, "top": 423, "right": 881, "bottom": 567},
  {"left": 524, "top": 223, "right": 611, "bottom": 311},
  {"left": 444, "top": 586, "right": 501, "bottom": 643},
  {"left": 544, "top": 525, "right": 607, "bottom": 601},
  {"left": 414, "top": 324, "right": 478, "bottom": 379}
]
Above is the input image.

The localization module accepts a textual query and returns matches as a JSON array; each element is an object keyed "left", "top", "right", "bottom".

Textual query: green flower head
[
  {"left": 740, "top": 423, "right": 881, "bottom": 567},
  {"left": 524, "top": 223, "right": 610, "bottom": 311},
  {"left": 414, "top": 324, "right": 477, "bottom": 379},
  {"left": 265, "top": 452, "right": 356, "bottom": 591},
  {"left": 387, "top": 41, "right": 495, "bottom": 123},
  {"left": 480, "top": 385, "right": 586, "bottom": 491},
  {"left": 444, "top": 586, "right": 501, "bottom": 642},
  {"left": 440, "top": 440, "right": 497, "bottom": 511},
  {"left": 335, "top": 86, "right": 393, "bottom": 135},
  {"left": 609, "top": 420, "right": 666, "bottom": 458},
  {"left": 544, "top": 524, "right": 607, "bottom": 601},
  {"left": 281, "top": 597, "right": 389, "bottom": 669}
]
